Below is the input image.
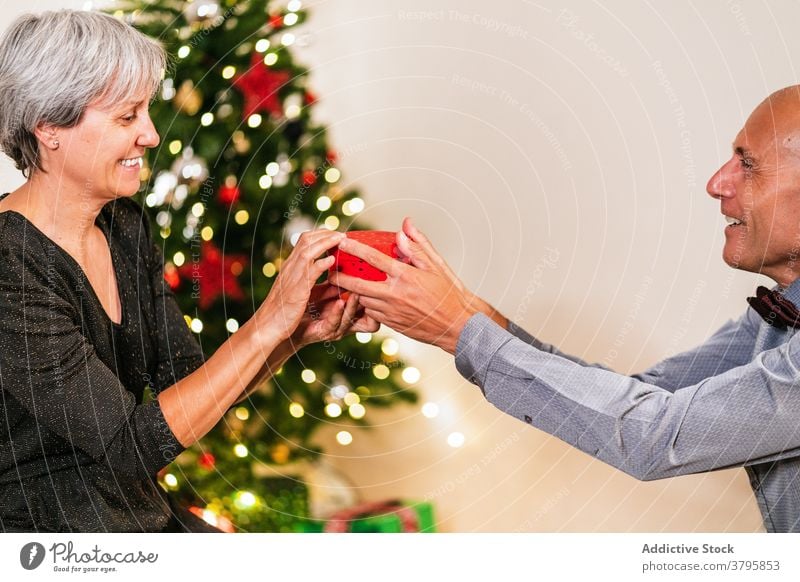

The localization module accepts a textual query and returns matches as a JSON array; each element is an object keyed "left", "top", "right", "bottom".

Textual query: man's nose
[{"left": 706, "top": 157, "right": 737, "bottom": 199}]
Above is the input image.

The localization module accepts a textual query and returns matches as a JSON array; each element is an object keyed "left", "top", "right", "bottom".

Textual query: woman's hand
[
  {"left": 288, "top": 283, "right": 380, "bottom": 350},
  {"left": 328, "top": 220, "right": 478, "bottom": 354},
  {"left": 255, "top": 229, "right": 345, "bottom": 343}
]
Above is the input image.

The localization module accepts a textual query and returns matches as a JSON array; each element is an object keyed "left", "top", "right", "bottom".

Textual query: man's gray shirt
[{"left": 454, "top": 279, "right": 800, "bottom": 532}]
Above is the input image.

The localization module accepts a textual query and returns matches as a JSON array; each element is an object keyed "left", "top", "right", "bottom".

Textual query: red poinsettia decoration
[
  {"left": 232, "top": 53, "right": 291, "bottom": 119},
  {"left": 177, "top": 240, "right": 248, "bottom": 310}
]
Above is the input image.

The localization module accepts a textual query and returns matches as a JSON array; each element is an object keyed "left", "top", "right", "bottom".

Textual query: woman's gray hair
[{"left": 0, "top": 10, "right": 167, "bottom": 177}]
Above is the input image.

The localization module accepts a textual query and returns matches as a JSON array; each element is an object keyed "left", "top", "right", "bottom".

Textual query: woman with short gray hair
[{"left": 0, "top": 10, "right": 374, "bottom": 532}]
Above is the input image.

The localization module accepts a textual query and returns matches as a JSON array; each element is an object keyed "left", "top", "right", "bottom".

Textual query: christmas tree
[{"left": 105, "top": 0, "right": 417, "bottom": 532}]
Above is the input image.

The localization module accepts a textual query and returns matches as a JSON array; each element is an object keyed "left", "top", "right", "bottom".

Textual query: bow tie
[{"left": 746, "top": 286, "right": 800, "bottom": 330}]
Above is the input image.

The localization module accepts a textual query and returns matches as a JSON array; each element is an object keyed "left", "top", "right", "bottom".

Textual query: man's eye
[{"left": 739, "top": 156, "right": 755, "bottom": 170}]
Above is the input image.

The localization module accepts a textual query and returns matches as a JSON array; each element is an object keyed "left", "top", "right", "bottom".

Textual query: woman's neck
[{"left": 2, "top": 175, "right": 109, "bottom": 260}]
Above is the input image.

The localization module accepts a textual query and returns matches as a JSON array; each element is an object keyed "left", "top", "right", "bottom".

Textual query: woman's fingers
[{"left": 292, "top": 230, "right": 345, "bottom": 263}]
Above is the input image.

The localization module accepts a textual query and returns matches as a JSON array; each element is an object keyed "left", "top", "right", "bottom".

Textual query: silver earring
[{"left": 52, "top": 140, "right": 59, "bottom": 150}]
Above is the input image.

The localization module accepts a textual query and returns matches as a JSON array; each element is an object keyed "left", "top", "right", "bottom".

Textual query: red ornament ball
[
  {"left": 198, "top": 452, "right": 216, "bottom": 470},
  {"left": 218, "top": 184, "right": 241, "bottom": 205},
  {"left": 301, "top": 170, "right": 317, "bottom": 187}
]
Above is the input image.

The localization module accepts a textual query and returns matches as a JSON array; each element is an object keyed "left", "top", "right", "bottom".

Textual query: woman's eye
[{"left": 122, "top": 113, "right": 137, "bottom": 122}]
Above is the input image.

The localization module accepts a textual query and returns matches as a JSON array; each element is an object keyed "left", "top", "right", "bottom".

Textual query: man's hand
[
  {"left": 328, "top": 219, "right": 479, "bottom": 354},
  {"left": 395, "top": 218, "right": 509, "bottom": 329}
]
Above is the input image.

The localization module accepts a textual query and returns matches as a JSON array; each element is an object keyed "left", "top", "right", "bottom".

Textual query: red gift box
[{"left": 329, "top": 230, "right": 405, "bottom": 282}]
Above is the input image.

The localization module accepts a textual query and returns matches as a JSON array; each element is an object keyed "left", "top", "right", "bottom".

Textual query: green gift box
[{"left": 297, "top": 500, "right": 435, "bottom": 533}]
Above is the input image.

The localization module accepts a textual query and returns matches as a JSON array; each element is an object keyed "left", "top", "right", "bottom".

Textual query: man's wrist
[
  {"left": 467, "top": 294, "right": 508, "bottom": 329},
  {"left": 439, "top": 305, "right": 478, "bottom": 355}
]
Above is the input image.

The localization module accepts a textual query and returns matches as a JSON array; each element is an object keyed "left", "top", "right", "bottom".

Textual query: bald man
[{"left": 331, "top": 86, "right": 800, "bottom": 532}]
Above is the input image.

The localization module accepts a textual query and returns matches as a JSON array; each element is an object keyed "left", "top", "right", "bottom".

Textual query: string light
[
  {"left": 191, "top": 202, "right": 205, "bottom": 217},
  {"left": 247, "top": 113, "right": 262, "bottom": 128},
  {"left": 342, "top": 198, "right": 365, "bottom": 216},
  {"left": 234, "top": 210, "right": 250, "bottom": 225},
  {"left": 226, "top": 318, "right": 239, "bottom": 333},
  {"left": 325, "top": 403, "right": 342, "bottom": 418},
  {"left": 190, "top": 318, "right": 204, "bottom": 333},
  {"left": 259, "top": 175, "right": 273, "bottom": 189},
  {"left": 201, "top": 112, "right": 214, "bottom": 126},
  {"left": 355, "top": 332, "right": 372, "bottom": 344},
  {"left": 222, "top": 66, "right": 236, "bottom": 79},
  {"left": 289, "top": 402, "right": 305, "bottom": 418},
  {"left": 402, "top": 367, "right": 421, "bottom": 384},
  {"left": 233, "top": 444, "right": 248, "bottom": 458},
  {"left": 447, "top": 432, "right": 465, "bottom": 448},
  {"left": 372, "top": 364, "right": 390, "bottom": 380},
  {"left": 264, "top": 53, "right": 278, "bottom": 66},
  {"left": 381, "top": 338, "right": 399, "bottom": 356},
  {"left": 283, "top": 12, "right": 299, "bottom": 26},
  {"left": 324, "top": 168, "right": 341, "bottom": 183},
  {"left": 164, "top": 473, "right": 178, "bottom": 488},
  {"left": 234, "top": 491, "right": 257, "bottom": 509},
  {"left": 301, "top": 369, "right": 316, "bottom": 383},
  {"left": 348, "top": 403, "right": 366, "bottom": 419},
  {"left": 316, "top": 196, "right": 332, "bottom": 211},
  {"left": 173, "top": 252, "right": 185, "bottom": 267},
  {"left": 343, "top": 393, "right": 360, "bottom": 406},
  {"left": 177, "top": 45, "right": 191, "bottom": 59},
  {"left": 262, "top": 262, "right": 277, "bottom": 277},
  {"left": 288, "top": 0, "right": 303, "bottom": 11},
  {"left": 255, "top": 39, "right": 270, "bottom": 53},
  {"left": 281, "top": 33, "right": 296, "bottom": 46},
  {"left": 285, "top": 104, "right": 301, "bottom": 119},
  {"left": 200, "top": 226, "right": 214, "bottom": 240},
  {"left": 331, "top": 385, "right": 348, "bottom": 399},
  {"left": 336, "top": 431, "right": 353, "bottom": 445},
  {"left": 324, "top": 216, "right": 340, "bottom": 230},
  {"left": 349, "top": 198, "right": 365, "bottom": 213},
  {"left": 235, "top": 407, "right": 250, "bottom": 421},
  {"left": 168, "top": 140, "right": 182, "bottom": 155},
  {"left": 421, "top": 402, "right": 440, "bottom": 418}
]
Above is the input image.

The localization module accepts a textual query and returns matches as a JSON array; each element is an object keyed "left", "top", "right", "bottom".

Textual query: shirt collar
[{"left": 777, "top": 277, "right": 800, "bottom": 307}]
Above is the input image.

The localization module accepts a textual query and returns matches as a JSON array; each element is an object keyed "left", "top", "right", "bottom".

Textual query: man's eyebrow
[{"left": 734, "top": 145, "right": 755, "bottom": 159}]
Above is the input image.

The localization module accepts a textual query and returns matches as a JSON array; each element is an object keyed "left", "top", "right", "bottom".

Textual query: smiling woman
[{"left": 0, "top": 10, "right": 376, "bottom": 533}]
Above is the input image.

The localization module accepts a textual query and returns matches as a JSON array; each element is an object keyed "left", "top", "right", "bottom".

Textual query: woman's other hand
[
  {"left": 289, "top": 283, "right": 380, "bottom": 349},
  {"left": 255, "top": 229, "right": 345, "bottom": 343}
]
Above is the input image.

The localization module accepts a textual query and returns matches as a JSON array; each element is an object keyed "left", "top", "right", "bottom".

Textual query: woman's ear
[{"left": 33, "top": 122, "right": 60, "bottom": 151}]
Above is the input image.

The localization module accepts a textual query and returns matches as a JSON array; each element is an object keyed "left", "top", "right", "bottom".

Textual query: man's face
[{"left": 707, "top": 87, "right": 800, "bottom": 287}]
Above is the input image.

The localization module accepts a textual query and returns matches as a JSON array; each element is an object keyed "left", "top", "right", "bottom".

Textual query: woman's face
[{"left": 54, "top": 93, "right": 159, "bottom": 199}]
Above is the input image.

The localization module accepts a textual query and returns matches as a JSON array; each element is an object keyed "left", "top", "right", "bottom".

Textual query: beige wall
[{"left": 5, "top": 0, "right": 797, "bottom": 531}]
